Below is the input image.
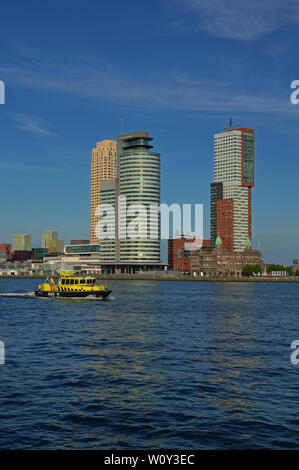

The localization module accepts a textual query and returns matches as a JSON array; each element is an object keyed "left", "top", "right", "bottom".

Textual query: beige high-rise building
[
  {"left": 42, "top": 230, "right": 58, "bottom": 249},
  {"left": 13, "top": 234, "right": 31, "bottom": 251},
  {"left": 90, "top": 139, "right": 117, "bottom": 244}
]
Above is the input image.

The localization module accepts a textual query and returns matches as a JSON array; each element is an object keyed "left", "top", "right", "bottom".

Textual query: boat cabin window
[
  {"left": 65, "top": 279, "right": 70, "bottom": 285},
  {"left": 80, "top": 280, "right": 85, "bottom": 284},
  {"left": 61, "top": 279, "right": 65, "bottom": 285},
  {"left": 74, "top": 280, "right": 78, "bottom": 284}
]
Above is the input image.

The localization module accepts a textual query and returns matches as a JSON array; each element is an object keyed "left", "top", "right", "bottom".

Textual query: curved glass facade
[
  {"left": 118, "top": 140, "right": 160, "bottom": 263},
  {"left": 65, "top": 244, "right": 100, "bottom": 255}
]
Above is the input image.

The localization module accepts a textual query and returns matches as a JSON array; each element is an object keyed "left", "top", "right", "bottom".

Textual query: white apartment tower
[{"left": 210, "top": 120, "right": 254, "bottom": 252}]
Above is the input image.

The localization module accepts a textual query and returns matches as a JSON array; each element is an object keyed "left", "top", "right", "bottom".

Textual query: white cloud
[
  {"left": 1, "top": 48, "right": 297, "bottom": 119},
  {"left": 177, "top": 0, "right": 299, "bottom": 40},
  {"left": 9, "top": 113, "right": 57, "bottom": 137},
  {"left": 1, "top": 65, "right": 295, "bottom": 118}
]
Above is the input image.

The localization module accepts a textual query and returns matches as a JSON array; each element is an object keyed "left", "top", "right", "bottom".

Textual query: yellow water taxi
[{"left": 35, "top": 272, "right": 111, "bottom": 299}]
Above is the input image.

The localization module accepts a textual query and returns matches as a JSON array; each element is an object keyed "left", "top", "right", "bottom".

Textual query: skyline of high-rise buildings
[
  {"left": 4, "top": 120, "right": 296, "bottom": 268},
  {"left": 91, "top": 131, "right": 162, "bottom": 272},
  {"left": 89, "top": 123, "right": 254, "bottom": 273}
]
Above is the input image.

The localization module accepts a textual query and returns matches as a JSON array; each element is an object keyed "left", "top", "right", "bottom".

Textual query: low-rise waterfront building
[
  {"left": 32, "top": 248, "right": 49, "bottom": 260},
  {"left": 0, "top": 244, "right": 11, "bottom": 261},
  {"left": 13, "top": 250, "right": 32, "bottom": 262},
  {"left": 168, "top": 237, "right": 211, "bottom": 272},
  {"left": 293, "top": 259, "right": 299, "bottom": 275},
  {"left": 49, "top": 239, "right": 64, "bottom": 254},
  {"left": 64, "top": 244, "right": 100, "bottom": 257},
  {"left": 71, "top": 239, "right": 90, "bottom": 245},
  {"left": 190, "top": 237, "right": 262, "bottom": 277}
]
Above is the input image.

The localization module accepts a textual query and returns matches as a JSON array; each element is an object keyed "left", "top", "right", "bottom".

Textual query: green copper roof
[
  {"left": 216, "top": 235, "right": 222, "bottom": 246},
  {"left": 245, "top": 238, "right": 252, "bottom": 247}
]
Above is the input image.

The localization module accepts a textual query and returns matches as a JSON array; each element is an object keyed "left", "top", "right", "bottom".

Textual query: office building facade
[
  {"left": 293, "top": 259, "right": 299, "bottom": 275},
  {"left": 98, "top": 179, "right": 116, "bottom": 263},
  {"left": 116, "top": 132, "right": 161, "bottom": 266},
  {"left": 168, "top": 237, "right": 210, "bottom": 272},
  {"left": 89, "top": 131, "right": 162, "bottom": 273},
  {"left": 32, "top": 248, "right": 49, "bottom": 260},
  {"left": 90, "top": 139, "right": 117, "bottom": 244},
  {"left": 42, "top": 230, "right": 58, "bottom": 249},
  {"left": 13, "top": 250, "right": 32, "bottom": 262},
  {"left": 13, "top": 234, "right": 31, "bottom": 252},
  {"left": 0, "top": 244, "right": 11, "bottom": 261},
  {"left": 71, "top": 239, "right": 90, "bottom": 245},
  {"left": 49, "top": 239, "right": 64, "bottom": 254},
  {"left": 190, "top": 239, "right": 262, "bottom": 277},
  {"left": 210, "top": 122, "right": 254, "bottom": 251}
]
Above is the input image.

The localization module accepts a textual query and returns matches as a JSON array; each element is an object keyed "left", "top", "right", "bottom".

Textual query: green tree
[
  {"left": 242, "top": 264, "right": 261, "bottom": 277},
  {"left": 285, "top": 266, "right": 293, "bottom": 275},
  {"left": 266, "top": 264, "right": 289, "bottom": 274}
]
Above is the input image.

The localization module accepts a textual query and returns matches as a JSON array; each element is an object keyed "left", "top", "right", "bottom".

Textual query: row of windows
[
  {"left": 119, "top": 176, "right": 159, "bottom": 182},
  {"left": 120, "top": 182, "right": 160, "bottom": 187},
  {"left": 119, "top": 188, "right": 160, "bottom": 194},
  {"left": 61, "top": 278, "right": 96, "bottom": 285},
  {"left": 120, "top": 158, "right": 159, "bottom": 164},
  {"left": 120, "top": 152, "right": 160, "bottom": 157}
]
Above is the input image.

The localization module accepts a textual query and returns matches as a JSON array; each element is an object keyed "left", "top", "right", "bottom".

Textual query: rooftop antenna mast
[{"left": 224, "top": 117, "right": 239, "bottom": 131}]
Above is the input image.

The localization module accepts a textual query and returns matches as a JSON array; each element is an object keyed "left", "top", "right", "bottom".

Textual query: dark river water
[{"left": 0, "top": 278, "right": 298, "bottom": 449}]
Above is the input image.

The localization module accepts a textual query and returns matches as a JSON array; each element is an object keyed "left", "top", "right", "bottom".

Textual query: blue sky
[{"left": 0, "top": 0, "right": 299, "bottom": 264}]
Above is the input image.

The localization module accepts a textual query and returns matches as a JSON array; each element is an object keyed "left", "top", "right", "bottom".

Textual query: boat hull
[{"left": 34, "top": 289, "right": 112, "bottom": 299}]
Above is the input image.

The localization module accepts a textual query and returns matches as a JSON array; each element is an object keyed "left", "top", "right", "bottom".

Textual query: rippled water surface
[{"left": 0, "top": 278, "right": 299, "bottom": 449}]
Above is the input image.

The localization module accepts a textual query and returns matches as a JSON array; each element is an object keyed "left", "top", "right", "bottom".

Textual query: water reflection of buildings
[
  {"left": 57, "top": 282, "right": 169, "bottom": 447},
  {"left": 199, "top": 284, "right": 269, "bottom": 418},
  {"left": 75, "top": 282, "right": 167, "bottom": 410}
]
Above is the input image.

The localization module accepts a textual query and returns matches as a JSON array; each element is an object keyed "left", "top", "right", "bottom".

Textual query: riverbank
[{"left": 0, "top": 274, "right": 298, "bottom": 282}]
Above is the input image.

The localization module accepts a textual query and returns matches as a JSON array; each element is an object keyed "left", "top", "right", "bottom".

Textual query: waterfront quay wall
[{"left": 0, "top": 274, "right": 298, "bottom": 282}]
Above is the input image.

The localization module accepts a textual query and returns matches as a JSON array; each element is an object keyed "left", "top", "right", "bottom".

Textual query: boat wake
[
  {"left": 0, "top": 292, "right": 114, "bottom": 301},
  {"left": 59, "top": 295, "right": 111, "bottom": 301},
  {"left": 0, "top": 292, "right": 36, "bottom": 298}
]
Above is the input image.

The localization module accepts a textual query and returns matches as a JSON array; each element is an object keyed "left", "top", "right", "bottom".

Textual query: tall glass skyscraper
[{"left": 116, "top": 132, "right": 161, "bottom": 265}]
